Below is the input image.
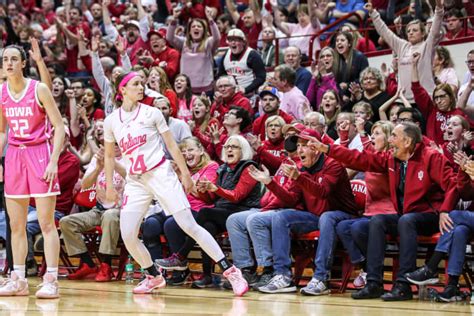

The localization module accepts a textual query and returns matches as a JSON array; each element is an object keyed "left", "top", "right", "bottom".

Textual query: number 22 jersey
[
  {"left": 1, "top": 80, "right": 52, "bottom": 146},
  {"left": 104, "top": 103, "right": 169, "bottom": 175}
]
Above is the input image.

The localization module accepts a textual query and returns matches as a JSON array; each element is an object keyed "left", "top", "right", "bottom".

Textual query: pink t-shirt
[
  {"left": 1, "top": 80, "right": 52, "bottom": 146},
  {"left": 188, "top": 161, "right": 219, "bottom": 211},
  {"left": 286, "top": 22, "right": 320, "bottom": 56},
  {"left": 177, "top": 95, "right": 196, "bottom": 122}
]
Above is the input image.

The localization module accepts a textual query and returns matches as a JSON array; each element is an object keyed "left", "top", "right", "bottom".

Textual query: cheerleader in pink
[
  {"left": 0, "top": 45, "right": 65, "bottom": 298},
  {"left": 104, "top": 72, "right": 248, "bottom": 296}
]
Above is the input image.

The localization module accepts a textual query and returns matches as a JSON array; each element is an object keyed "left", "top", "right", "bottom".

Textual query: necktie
[{"left": 397, "top": 161, "right": 407, "bottom": 213}]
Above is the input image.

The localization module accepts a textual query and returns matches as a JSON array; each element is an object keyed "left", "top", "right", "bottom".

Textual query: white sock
[
  {"left": 46, "top": 267, "right": 58, "bottom": 279},
  {"left": 13, "top": 265, "right": 26, "bottom": 279}
]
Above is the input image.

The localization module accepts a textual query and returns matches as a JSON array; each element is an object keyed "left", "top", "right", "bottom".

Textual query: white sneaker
[
  {"left": 36, "top": 273, "right": 60, "bottom": 299},
  {"left": 0, "top": 271, "right": 29, "bottom": 296}
]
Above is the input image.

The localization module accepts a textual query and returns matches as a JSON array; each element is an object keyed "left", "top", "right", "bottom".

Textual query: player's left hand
[{"left": 43, "top": 161, "right": 58, "bottom": 183}]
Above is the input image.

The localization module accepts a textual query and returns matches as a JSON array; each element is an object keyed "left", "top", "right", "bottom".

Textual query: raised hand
[
  {"left": 364, "top": 0, "right": 374, "bottom": 14},
  {"left": 114, "top": 36, "right": 126, "bottom": 55},
  {"left": 453, "top": 151, "right": 470, "bottom": 169},
  {"left": 412, "top": 52, "right": 421, "bottom": 65},
  {"left": 91, "top": 35, "right": 100, "bottom": 52},
  {"left": 355, "top": 117, "right": 366, "bottom": 134},
  {"left": 248, "top": 165, "right": 271, "bottom": 184},
  {"left": 435, "top": 0, "right": 444, "bottom": 9},
  {"left": 308, "top": 137, "right": 328, "bottom": 153},
  {"left": 281, "top": 159, "right": 300, "bottom": 180},
  {"left": 205, "top": 6, "right": 215, "bottom": 21},
  {"left": 246, "top": 133, "right": 262, "bottom": 151},
  {"left": 29, "top": 37, "right": 43, "bottom": 63},
  {"left": 65, "top": 88, "right": 75, "bottom": 99}
]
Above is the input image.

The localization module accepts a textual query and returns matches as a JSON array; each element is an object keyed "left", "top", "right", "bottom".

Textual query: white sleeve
[
  {"left": 154, "top": 109, "right": 169, "bottom": 134},
  {"left": 104, "top": 116, "right": 116, "bottom": 143}
]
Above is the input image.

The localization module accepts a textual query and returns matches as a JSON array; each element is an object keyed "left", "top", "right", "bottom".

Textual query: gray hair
[
  {"left": 101, "top": 56, "right": 116, "bottom": 73},
  {"left": 216, "top": 75, "right": 237, "bottom": 88},
  {"left": 305, "top": 111, "right": 326, "bottom": 125},
  {"left": 222, "top": 135, "right": 253, "bottom": 162},
  {"left": 360, "top": 67, "right": 386, "bottom": 91},
  {"left": 400, "top": 122, "right": 422, "bottom": 146}
]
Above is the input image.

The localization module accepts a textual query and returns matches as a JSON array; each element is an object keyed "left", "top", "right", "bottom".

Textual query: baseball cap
[
  {"left": 148, "top": 28, "right": 166, "bottom": 39},
  {"left": 227, "top": 28, "right": 246, "bottom": 40},
  {"left": 285, "top": 128, "right": 321, "bottom": 152},
  {"left": 126, "top": 20, "right": 140, "bottom": 29},
  {"left": 282, "top": 122, "right": 305, "bottom": 136},
  {"left": 259, "top": 86, "right": 280, "bottom": 100}
]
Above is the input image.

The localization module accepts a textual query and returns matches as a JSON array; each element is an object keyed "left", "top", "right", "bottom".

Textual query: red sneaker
[
  {"left": 67, "top": 263, "right": 98, "bottom": 280},
  {"left": 95, "top": 263, "right": 114, "bottom": 282}
]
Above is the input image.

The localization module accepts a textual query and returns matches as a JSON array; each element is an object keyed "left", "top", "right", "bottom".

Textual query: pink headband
[{"left": 116, "top": 72, "right": 140, "bottom": 101}]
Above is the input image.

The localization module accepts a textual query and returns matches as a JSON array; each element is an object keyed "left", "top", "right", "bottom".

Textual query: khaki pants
[{"left": 59, "top": 207, "right": 120, "bottom": 256}]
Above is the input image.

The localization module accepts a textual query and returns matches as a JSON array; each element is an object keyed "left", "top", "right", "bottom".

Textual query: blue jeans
[
  {"left": 227, "top": 208, "right": 295, "bottom": 269},
  {"left": 336, "top": 217, "right": 370, "bottom": 264},
  {"left": 435, "top": 210, "right": 474, "bottom": 276},
  {"left": 26, "top": 206, "right": 64, "bottom": 262},
  {"left": 246, "top": 210, "right": 280, "bottom": 268},
  {"left": 271, "top": 210, "right": 352, "bottom": 280},
  {"left": 366, "top": 212, "right": 439, "bottom": 284}
]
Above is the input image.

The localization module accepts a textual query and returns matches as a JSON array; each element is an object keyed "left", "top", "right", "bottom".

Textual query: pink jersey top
[{"left": 1, "top": 79, "right": 52, "bottom": 146}]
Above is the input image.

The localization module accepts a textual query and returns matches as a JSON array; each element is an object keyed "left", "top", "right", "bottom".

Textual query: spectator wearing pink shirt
[
  {"left": 272, "top": 64, "right": 311, "bottom": 120},
  {"left": 433, "top": 46, "right": 459, "bottom": 93},
  {"left": 272, "top": 0, "right": 321, "bottom": 59}
]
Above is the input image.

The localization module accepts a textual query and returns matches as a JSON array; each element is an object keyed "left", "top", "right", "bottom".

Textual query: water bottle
[
  {"left": 125, "top": 256, "right": 134, "bottom": 284},
  {"left": 139, "top": 268, "right": 146, "bottom": 282}
]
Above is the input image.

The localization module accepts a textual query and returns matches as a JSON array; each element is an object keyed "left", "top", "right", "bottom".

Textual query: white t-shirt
[
  {"left": 104, "top": 103, "right": 169, "bottom": 175},
  {"left": 83, "top": 156, "right": 126, "bottom": 209}
]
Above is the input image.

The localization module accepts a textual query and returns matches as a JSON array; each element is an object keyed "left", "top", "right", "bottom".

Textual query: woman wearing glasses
[
  {"left": 156, "top": 135, "right": 262, "bottom": 288},
  {"left": 411, "top": 53, "right": 468, "bottom": 145}
]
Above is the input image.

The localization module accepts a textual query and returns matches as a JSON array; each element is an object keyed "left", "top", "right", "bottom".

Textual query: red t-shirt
[
  {"left": 66, "top": 22, "right": 91, "bottom": 74},
  {"left": 236, "top": 18, "right": 262, "bottom": 49}
]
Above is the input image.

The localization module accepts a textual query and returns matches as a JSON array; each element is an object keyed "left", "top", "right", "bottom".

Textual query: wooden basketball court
[{"left": 0, "top": 277, "right": 472, "bottom": 315}]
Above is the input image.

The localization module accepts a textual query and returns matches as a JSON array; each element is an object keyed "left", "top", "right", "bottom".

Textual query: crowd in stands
[{"left": 0, "top": 0, "right": 474, "bottom": 302}]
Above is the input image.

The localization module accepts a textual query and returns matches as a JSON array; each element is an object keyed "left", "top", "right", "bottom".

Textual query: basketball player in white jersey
[
  {"left": 103, "top": 72, "right": 249, "bottom": 296},
  {"left": 0, "top": 45, "right": 65, "bottom": 298}
]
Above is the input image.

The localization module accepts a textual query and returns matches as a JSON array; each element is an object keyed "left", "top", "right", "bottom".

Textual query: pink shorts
[{"left": 4, "top": 142, "right": 60, "bottom": 198}]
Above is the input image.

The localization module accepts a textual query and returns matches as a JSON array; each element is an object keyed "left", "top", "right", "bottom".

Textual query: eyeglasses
[
  {"left": 224, "top": 112, "right": 237, "bottom": 117},
  {"left": 397, "top": 118, "right": 414, "bottom": 123},
  {"left": 224, "top": 145, "right": 241, "bottom": 150},
  {"left": 466, "top": 60, "right": 474, "bottom": 65},
  {"left": 434, "top": 94, "right": 448, "bottom": 100}
]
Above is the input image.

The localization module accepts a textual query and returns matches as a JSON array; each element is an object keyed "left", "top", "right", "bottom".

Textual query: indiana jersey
[
  {"left": 1, "top": 80, "right": 52, "bottom": 146},
  {"left": 104, "top": 103, "right": 169, "bottom": 175}
]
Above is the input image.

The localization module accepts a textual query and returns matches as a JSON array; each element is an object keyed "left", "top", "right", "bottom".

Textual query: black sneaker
[
  {"left": 438, "top": 285, "right": 463, "bottom": 302},
  {"left": 167, "top": 269, "right": 190, "bottom": 286},
  {"left": 191, "top": 275, "right": 214, "bottom": 288},
  {"left": 381, "top": 282, "right": 413, "bottom": 301},
  {"left": 223, "top": 270, "right": 258, "bottom": 289},
  {"left": 351, "top": 281, "right": 384, "bottom": 299},
  {"left": 252, "top": 271, "right": 274, "bottom": 291},
  {"left": 406, "top": 265, "right": 439, "bottom": 285}
]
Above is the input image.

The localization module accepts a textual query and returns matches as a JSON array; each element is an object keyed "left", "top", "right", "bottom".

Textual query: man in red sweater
[
  {"left": 211, "top": 76, "right": 253, "bottom": 122},
  {"left": 141, "top": 29, "right": 180, "bottom": 82},
  {"left": 444, "top": 8, "right": 474, "bottom": 40},
  {"left": 252, "top": 86, "right": 294, "bottom": 141},
  {"left": 249, "top": 128, "right": 357, "bottom": 294},
  {"left": 311, "top": 122, "right": 459, "bottom": 301}
]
